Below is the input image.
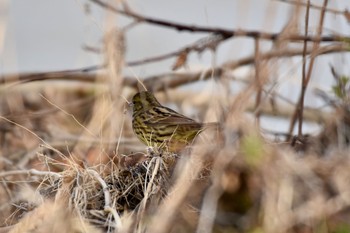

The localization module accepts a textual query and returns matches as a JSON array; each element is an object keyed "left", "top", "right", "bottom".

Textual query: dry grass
[{"left": 1, "top": 86, "right": 350, "bottom": 233}]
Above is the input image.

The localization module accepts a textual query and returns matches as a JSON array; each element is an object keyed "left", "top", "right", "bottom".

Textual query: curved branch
[{"left": 90, "top": 0, "right": 350, "bottom": 43}]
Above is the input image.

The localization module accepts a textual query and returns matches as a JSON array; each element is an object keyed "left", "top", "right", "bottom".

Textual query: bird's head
[{"left": 131, "top": 91, "right": 161, "bottom": 114}]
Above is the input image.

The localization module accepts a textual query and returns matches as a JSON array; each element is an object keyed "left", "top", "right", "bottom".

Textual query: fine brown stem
[{"left": 90, "top": 0, "right": 349, "bottom": 43}]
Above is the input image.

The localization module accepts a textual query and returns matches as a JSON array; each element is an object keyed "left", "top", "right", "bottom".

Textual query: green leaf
[
  {"left": 332, "top": 85, "right": 344, "bottom": 99},
  {"left": 242, "top": 134, "right": 264, "bottom": 167}
]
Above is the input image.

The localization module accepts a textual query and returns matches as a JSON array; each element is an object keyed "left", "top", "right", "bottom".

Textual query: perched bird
[{"left": 131, "top": 91, "right": 219, "bottom": 152}]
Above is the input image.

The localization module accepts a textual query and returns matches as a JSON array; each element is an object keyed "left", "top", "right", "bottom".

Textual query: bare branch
[{"left": 90, "top": 0, "right": 350, "bottom": 43}]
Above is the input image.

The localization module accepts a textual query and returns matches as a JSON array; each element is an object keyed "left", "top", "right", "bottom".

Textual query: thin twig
[
  {"left": 0, "top": 116, "right": 66, "bottom": 158},
  {"left": 40, "top": 94, "right": 97, "bottom": 138},
  {"left": 90, "top": 0, "right": 350, "bottom": 43},
  {"left": 296, "top": 0, "right": 310, "bottom": 137},
  {"left": 299, "top": 0, "right": 311, "bottom": 137},
  {"left": 276, "top": 0, "right": 345, "bottom": 15},
  {"left": 288, "top": 0, "right": 329, "bottom": 139},
  {"left": 0, "top": 169, "right": 62, "bottom": 179},
  {"left": 87, "top": 169, "right": 123, "bottom": 229},
  {"left": 128, "top": 34, "right": 226, "bottom": 67},
  {"left": 137, "top": 157, "right": 161, "bottom": 231},
  {"left": 254, "top": 38, "right": 262, "bottom": 125}
]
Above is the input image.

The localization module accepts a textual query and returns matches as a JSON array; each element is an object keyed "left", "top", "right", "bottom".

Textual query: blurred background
[
  {"left": 1, "top": 0, "right": 350, "bottom": 135},
  {"left": 2, "top": 0, "right": 349, "bottom": 72}
]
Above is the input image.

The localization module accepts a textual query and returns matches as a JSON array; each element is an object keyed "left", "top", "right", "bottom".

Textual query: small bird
[{"left": 131, "top": 91, "right": 219, "bottom": 152}]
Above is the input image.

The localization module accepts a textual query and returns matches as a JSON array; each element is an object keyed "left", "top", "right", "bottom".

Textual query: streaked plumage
[{"left": 131, "top": 91, "right": 218, "bottom": 152}]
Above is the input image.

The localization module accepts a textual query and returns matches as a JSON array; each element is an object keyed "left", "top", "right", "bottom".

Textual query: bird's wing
[{"left": 144, "top": 106, "right": 201, "bottom": 126}]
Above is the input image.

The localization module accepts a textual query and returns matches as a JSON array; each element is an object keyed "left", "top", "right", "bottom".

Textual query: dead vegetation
[{"left": 1, "top": 1, "right": 350, "bottom": 233}]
